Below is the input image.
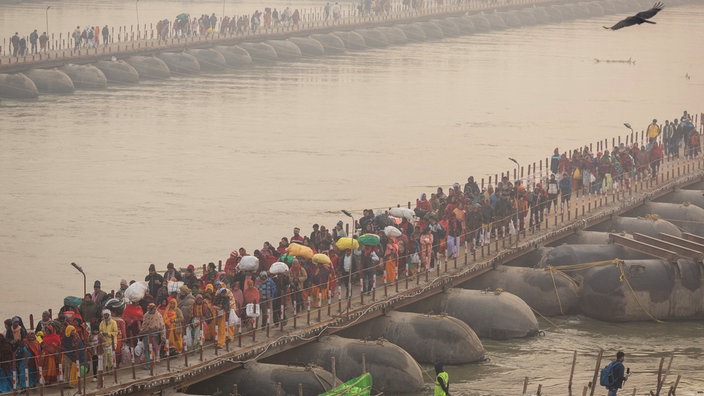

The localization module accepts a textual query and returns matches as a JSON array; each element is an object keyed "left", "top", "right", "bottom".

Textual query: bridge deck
[
  {"left": 8, "top": 155, "right": 695, "bottom": 396},
  {"left": 0, "top": 0, "right": 556, "bottom": 73}
]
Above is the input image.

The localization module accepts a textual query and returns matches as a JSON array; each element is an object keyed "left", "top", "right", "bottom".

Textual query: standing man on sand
[
  {"left": 434, "top": 363, "right": 450, "bottom": 395},
  {"left": 607, "top": 351, "right": 629, "bottom": 396}
]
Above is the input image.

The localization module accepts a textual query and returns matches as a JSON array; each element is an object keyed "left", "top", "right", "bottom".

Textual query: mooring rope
[{"left": 615, "top": 260, "right": 665, "bottom": 324}]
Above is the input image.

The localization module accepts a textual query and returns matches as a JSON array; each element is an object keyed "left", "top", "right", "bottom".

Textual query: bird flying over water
[{"left": 603, "top": 2, "right": 664, "bottom": 30}]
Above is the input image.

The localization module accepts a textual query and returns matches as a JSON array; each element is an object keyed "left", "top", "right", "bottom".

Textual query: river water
[{"left": 1, "top": 0, "right": 703, "bottom": 394}]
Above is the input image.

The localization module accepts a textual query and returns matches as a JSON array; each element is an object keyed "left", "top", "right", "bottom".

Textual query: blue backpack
[{"left": 599, "top": 361, "right": 622, "bottom": 388}]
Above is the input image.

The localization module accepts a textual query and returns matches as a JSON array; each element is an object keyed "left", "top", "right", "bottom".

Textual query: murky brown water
[{"left": 1, "top": 0, "right": 703, "bottom": 394}]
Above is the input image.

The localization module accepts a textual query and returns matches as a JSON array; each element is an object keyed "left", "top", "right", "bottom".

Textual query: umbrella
[{"left": 176, "top": 13, "right": 190, "bottom": 21}]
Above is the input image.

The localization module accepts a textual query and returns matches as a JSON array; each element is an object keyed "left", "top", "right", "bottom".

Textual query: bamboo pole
[
  {"left": 655, "top": 356, "right": 665, "bottom": 394},
  {"left": 568, "top": 350, "right": 577, "bottom": 390},
  {"left": 589, "top": 349, "right": 604, "bottom": 396},
  {"left": 656, "top": 353, "right": 674, "bottom": 395}
]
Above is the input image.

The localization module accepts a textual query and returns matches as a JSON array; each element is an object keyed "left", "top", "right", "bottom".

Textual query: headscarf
[
  {"left": 11, "top": 316, "right": 26, "bottom": 343},
  {"left": 162, "top": 298, "right": 177, "bottom": 329},
  {"left": 41, "top": 325, "right": 61, "bottom": 355},
  {"left": 25, "top": 332, "right": 42, "bottom": 367}
]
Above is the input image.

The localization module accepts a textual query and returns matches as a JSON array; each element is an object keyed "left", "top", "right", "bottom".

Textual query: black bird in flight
[{"left": 603, "top": 2, "right": 664, "bottom": 30}]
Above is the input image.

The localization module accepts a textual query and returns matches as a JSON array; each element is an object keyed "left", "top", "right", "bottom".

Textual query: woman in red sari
[{"left": 41, "top": 325, "right": 62, "bottom": 384}]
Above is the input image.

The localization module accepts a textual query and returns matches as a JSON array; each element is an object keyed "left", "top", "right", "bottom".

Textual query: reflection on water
[{"left": 1, "top": 1, "right": 704, "bottom": 394}]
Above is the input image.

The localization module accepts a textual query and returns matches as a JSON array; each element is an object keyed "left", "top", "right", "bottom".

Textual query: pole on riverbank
[
  {"left": 667, "top": 374, "right": 681, "bottom": 395},
  {"left": 568, "top": 350, "right": 577, "bottom": 390},
  {"left": 655, "top": 356, "right": 665, "bottom": 394},
  {"left": 522, "top": 377, "right": 528, "bottom": 394},
  {"left": 589, "top": 348, "right": 603, "bottom": 396},
  {"left": 656, "top": 353, "right": 674, "bottom": 395}
]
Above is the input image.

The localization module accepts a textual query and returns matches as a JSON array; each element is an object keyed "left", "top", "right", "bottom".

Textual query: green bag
[
  {"left": 358, "top": 234, "right": 380, "bottom": 246},
  {"left": 319, "top": 373, "right": 372, "bottom": 396}
]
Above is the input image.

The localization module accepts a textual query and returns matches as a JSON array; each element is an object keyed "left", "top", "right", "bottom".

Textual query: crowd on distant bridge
[
  {"left": 0, "top": 110, "right": 700, "bottom": 392},
  {"left": 1, "top": 0, "right": 434, "bottom": 56}
]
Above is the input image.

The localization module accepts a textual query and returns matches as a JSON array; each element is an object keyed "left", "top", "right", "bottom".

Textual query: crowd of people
[
  {"left": 0, "top": 112, "right": 699, "bottom": 391},
  {"left": 8, "top": 30, "right": 50, "bottom": 56},
  {"left": 156, "top": 7, "right": 303, "bottom": 40},
  {"left": 3, "top": 0, "right": 473, "bottom": 56},
  {"left": 7, "top": 25, "right": 112, "bottom": 56}
]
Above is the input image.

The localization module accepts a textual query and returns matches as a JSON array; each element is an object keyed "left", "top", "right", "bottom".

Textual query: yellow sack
[
  {"left": 312, "top": 253, "right": 332, "bottom": 265},
  {"left": 335, "top": 237, "right": 359, "bottom": 251},
  {"left": 286, "top": 243, "right": 314, "bottom": 259}
]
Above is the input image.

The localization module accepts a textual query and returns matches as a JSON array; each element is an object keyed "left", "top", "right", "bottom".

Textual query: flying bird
[{"left": 603, "top": 2, "right": 664, "bottom": 30}]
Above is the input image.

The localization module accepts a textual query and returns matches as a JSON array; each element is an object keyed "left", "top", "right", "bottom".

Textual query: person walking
[
  {"left": 140, "top": 303, "right": 165, "bottom": 365},
  {"left": 11, "top": 33, "right": 20, "bottom": 56},
  {"left": 646, "top": 118, "right": 660, "bottom": 144},
  {"left": 39, "top": 32, "right": 48, "bottom": 53},
  {"left": 18, "top": 36, "right": 27, "bottom": 56},
  {"left": 434, "top": 363, "right": 450, "bottom": 395},
  {"left": 29, "top": 30, "right": 38, "bottom": 54},
  {"left": 606, "top": 351, "right": 629, "bottom": 396},
  {"left": 546, "top": 173, "right": 559, "bottom": 214}
]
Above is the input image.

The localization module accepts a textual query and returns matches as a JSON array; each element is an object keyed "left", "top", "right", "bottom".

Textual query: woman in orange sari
[
  {"left": 165, "top": 298, "right": 184, "bottom": 353},
  {"left": 384, "top": 237, "right": 399, "bottom": 284}
]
